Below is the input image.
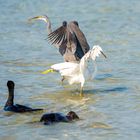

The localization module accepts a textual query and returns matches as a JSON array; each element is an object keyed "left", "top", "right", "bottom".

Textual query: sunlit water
[{"left": 0, "top": 0, "right": 140, "bottom": 140}]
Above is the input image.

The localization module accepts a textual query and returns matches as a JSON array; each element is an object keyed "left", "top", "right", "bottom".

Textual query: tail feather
[
  {"left": 31, "top": 108, "right": 43, "bottom": 111},
  {"left": 26, "top": 108, "right": 43, "bottom": 112}
]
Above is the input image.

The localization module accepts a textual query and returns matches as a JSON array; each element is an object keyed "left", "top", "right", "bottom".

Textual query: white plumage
[{"left": 43, "top": 45, "right": 106, "bottom": 95}]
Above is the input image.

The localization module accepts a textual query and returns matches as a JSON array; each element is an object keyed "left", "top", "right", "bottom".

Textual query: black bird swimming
[
  {"left": 4, "top": 81, "right": 43, "bottom": 113},
  {"left": 29, "top": 15, "right": 90, "bottom": 62},
  {"left": 40, "top": 111, "right": 79, "bottom": 125}
]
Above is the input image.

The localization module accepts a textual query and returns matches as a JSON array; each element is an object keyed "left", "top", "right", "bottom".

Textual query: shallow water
[{"left": 0, "top": 0, "right": 140, "bottom": 140}]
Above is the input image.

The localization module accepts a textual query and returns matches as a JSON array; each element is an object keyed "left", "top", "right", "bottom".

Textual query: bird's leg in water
[
  {"left": 80, "top": 87, "right": 84, "bottom": 97},
  {"left": 61, "top": 76, "right": 65, "bottom": 85},
  {"left": 61, "top": 76, "right": 65, "bottom": 83}
]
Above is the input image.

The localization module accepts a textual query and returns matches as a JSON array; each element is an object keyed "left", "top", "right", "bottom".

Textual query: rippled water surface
[{"left": 0, "top": 0, "right": 140, "bottom": 140}]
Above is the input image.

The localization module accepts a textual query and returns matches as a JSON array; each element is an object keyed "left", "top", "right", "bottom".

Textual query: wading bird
[
  {"left": 28, "top": 15, "right": 90, "bottom": 62},
  {"left": 42, "top": 45, "right": 106, "bottom": 96},
  {"left": 4, "top": 81, "right": 43, "bottom": 113}
]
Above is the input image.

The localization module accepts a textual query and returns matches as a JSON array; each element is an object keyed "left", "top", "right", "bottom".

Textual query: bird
[
  {"left": 4, "top": 81, "right": 43, "bottom": 113},
  {"left": 40, "top": 111, "right": 79, "bottom": 125},
  {"left": 28, "top": 15, "right": 90, "bottom": 62},
  {"left": 42, "top": 45, "right": 107, "bottom": 96}
]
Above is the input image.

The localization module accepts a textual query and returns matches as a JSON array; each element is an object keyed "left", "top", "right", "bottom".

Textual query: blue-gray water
[{"left": 0, "top": 0, "right": 140, "bottom": 140}]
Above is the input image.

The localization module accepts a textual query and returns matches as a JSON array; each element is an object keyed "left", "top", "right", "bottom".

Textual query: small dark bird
[
  {"left": 4, "top": 81, "right": 43, "bottom": 113},
  {"left": 40, "top": 111, "right": 79, "bottom": 125}
]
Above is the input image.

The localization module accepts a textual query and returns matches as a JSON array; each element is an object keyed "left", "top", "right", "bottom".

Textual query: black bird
[
  {"left": 29, "top": 15, "right": 90, "bottom": 62},
  {"left": 40, "top": 111, "right": 79, "bottom": 125},
  {"left": 4, "top": 81, "right": 43, "bottom": 113}
]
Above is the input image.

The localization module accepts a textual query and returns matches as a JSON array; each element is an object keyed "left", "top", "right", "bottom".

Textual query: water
[{"left": 0, "top": 0, "right": 140, "bottom": 139}]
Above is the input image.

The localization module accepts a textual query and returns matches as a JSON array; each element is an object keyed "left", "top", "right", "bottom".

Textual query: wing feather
[
  {"left": 68, "top": 22, "right": 90, "bottom": 54},
  {"left": 48, "top": 26, "right": 67, "bottom": 45}
]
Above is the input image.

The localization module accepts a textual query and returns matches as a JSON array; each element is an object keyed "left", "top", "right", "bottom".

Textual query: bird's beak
[
  {"left": 41, "top": 69, "right": 55, "bottom": 74},
  {"left": 101, "top": 51, "right": 107, "bottom": 58},
  {"left": 28, "top": 16, "right": 48, "bottom": 23}
]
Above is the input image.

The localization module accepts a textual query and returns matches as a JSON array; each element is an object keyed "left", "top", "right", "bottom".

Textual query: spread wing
[
  {"left": 48, "top": 25, "right": 67, "bottom": 46},
  {"left": 48, "top": 22, "right": 77, "bottom": 56},
  {"left": 48, "top": 21, "right": 90, "bottom": 60},
  {"left": 68, "top": 21, "right": 90, "bottom": 55}
]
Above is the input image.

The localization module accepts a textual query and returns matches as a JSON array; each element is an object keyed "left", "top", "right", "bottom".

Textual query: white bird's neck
[
  {"left": 42, "top": 16, "right": 52, "bottom": 34},
  {"left": 79, "top": 49, "right": 98, "bottom": 80},
  {"left": 79, "top": 57, "right": 86, "bottom": 74},
  {"left": 79, "top": 51, "right": 89, "bottom": 77},
  {"left": 47, "top": 20, "right": 52, "bottom": 34}
]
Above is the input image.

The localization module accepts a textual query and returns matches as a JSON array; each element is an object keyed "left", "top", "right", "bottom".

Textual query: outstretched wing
[
  {"left": 68, "top": 21, "right": 90, "bottom": 57},
  {"left": 51, "top": 62, "right": 79, "bottom": 77},
  {"left": 48, "top": 25, "right": 67, "bottom": 46},
  {"left": 48, "top": 21, "right": 90, "bottom": 60}
]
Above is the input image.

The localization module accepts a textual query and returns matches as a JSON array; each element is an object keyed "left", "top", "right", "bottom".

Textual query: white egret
[{"left": 42, "top": 45, "right": 106, "bottom": 96}]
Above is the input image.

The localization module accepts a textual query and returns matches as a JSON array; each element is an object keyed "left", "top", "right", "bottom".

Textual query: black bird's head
[
  {"left": 5, "top": 81, "right": 15, "bottom": 107},
  {"left": 7, "top": 81, "right": 15, "bottom": 89},
  {"left": 67, "top": 111, "right": 79, "bottom": 120},
  {"left": 62, "top": 21, "right": 67, "bottom": 27},
  {"left": 73, "top": 21, "right": 79, "bottom": 27}
]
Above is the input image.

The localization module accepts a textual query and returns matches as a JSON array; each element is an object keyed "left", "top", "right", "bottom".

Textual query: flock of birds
[
  {"left": 4, "top": 15, "right": 107, "bottom": 125},
  {"left": 29, "top": 15, "right": 107, "bottom": 96}
]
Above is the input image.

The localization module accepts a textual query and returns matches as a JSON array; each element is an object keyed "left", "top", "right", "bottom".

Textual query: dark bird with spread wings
[{"left": 29, "top": 15, "right": 90, "bottom": 62}]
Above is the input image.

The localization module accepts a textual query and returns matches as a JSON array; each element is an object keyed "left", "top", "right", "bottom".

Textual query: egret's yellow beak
[
  {"left": 28, "top": 16, "right": 48, "bottom": 23},
  {"left": 41, "top": 69, "right": 55, "bottom": 74}
]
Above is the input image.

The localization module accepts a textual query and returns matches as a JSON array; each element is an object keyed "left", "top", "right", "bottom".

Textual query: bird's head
[
  {"left": 28, "top": 15, "right": 49, "bottom": 23},
  {"left": 90, "top": 45, "right": 107, "bottom": 61},
  {"left": 72, "top": 21, "right": 79, "bottom": 27},
  {"left": 62, "top": 21, "right": 67, "bottom": 27},
  {"left": 7, "top": 81, "right": 15, "bottom": 89},
  {"left": 67, "top": 111, "right": 79, "bottom": 120}
]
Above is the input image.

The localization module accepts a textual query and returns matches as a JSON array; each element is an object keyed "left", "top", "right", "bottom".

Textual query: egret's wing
[
  {"left": 51, "top": 62, "right": 78, "bottom": 71},
  {"left": 68, "top": 22, "right": 90, "bottom": 57},
  {"left": 42, "top": 62, "right": 78, "bottom": 75},
  {"left": 51, "top": 62, "right": 79, "bottom": 77}
]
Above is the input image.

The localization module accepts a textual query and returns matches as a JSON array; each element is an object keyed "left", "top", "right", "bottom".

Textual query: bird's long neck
[
  {"left": 79, "top": 56, "right": 87, "bottom": 83},
  {"left": 79, "top": 51, "right": 98, "bottom": 80},
  {"left": 5, "top": 88, "right": 14, "bottom": 107},
  {"left": 47, "top": 18, "right": 52, "bottom": 34}
]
